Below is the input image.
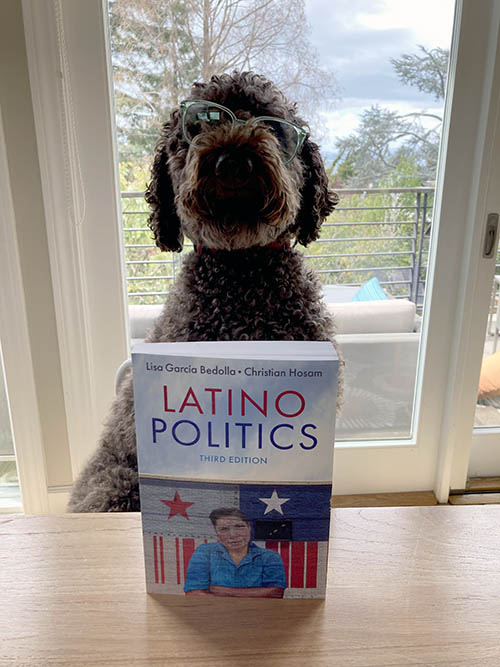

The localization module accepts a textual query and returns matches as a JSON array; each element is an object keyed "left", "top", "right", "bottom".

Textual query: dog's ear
[
  {"left": 293, "top": 137, "right": 339, "bottom": 247},
  {"left": 145, "top": 125, "right": 184, "bottom": 253}
]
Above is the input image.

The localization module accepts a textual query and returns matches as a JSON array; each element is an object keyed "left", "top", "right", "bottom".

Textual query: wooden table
[{"left": 1, "top": 507, "right": 500, "bottom": 666}]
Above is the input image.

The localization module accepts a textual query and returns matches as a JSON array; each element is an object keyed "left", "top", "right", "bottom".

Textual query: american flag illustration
[{"left": 140, "top": 477, "right": 331, "bottom": 598}]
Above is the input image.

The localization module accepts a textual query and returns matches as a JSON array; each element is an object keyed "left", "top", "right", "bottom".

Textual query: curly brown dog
[{"left": 68, "top": 71, "right": 339, "bottom": 512}]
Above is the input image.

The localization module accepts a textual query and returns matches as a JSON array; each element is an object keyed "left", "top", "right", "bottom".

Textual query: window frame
[
  {"left": 22, "top": 0, "right": 130, "bottom": 483},
  {"left": 0, "top": 109, "right": 49, "bottom": 513}
]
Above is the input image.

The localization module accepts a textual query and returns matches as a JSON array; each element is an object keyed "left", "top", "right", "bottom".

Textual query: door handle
[{"left": 483, "top": 213, "right": 499, "bottom": 259}]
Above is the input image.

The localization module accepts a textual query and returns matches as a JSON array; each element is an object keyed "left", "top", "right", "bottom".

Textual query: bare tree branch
[{"left": 109, "top": 0, "right": 340, "bottom": 159}]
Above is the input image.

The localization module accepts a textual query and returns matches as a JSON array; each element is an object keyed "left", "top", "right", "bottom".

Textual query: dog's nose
[{"left": 215, "top": 152, "right": 253, "bottom": 182}]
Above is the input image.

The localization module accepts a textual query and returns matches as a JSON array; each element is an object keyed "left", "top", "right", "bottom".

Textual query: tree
[
  {"left": 109, "top": 0, "right": 197, "bottom": 160},
  {"left": 391, "top": 45, "right": 448, "bottom": 101},
  {"left": 333, "top": 46, "right": 449, "bottom": 188},
  {"left": 109, "top": 0, "right": 340, "bottom": 162}
]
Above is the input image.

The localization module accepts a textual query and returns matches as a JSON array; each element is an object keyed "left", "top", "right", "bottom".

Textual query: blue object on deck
[{"left": 350, "top": 276, "right": 388, "bottom": 301}]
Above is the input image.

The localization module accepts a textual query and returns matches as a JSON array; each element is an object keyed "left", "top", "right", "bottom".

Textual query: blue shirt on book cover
[{"left": 184, "top": 541, "right": 287, "bottom": 592}]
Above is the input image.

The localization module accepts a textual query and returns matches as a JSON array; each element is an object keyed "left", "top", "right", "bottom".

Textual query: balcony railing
[{"left": 121, "top": 187, "right": 435, "bottom": 309}]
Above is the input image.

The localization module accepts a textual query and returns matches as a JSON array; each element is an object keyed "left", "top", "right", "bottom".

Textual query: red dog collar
[{"left": 195, "top": 242, "right": 290, "bottom": 255}]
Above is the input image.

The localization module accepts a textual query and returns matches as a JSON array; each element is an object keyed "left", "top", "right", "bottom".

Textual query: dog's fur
[{"left": 68, "top": 71, "right": 340, "bottom": 513}]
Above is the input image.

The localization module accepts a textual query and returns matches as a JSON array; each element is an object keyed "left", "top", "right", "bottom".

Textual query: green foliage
[
  {"left": 122, "top": 192, "right": 192, "bottom": 305},
  {"left": 119, "top": 159, "right": 179, "bottom": 305},
  {"left": 119, "top": 158, "right": 150, "bottom": 192},
  {"left": 305, "top": 160, "right": 432, "bottom": 303},
  {"left": 119, "top": 156, "right": 196, "bottom": 304}
]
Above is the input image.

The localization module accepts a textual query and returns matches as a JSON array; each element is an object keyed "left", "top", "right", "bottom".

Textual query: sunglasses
[{"left": 180, "top": 99, "right": 307, "bottom": 164}]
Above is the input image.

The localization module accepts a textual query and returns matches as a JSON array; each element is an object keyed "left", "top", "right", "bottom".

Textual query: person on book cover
[{"left": 184, "top": 508, "right": 286, "bottom": 598}]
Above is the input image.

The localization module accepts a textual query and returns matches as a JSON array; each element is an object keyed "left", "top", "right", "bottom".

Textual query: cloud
[
  {"left": 305, "top": 0, "right": 455, "bottom": 110},
  {"left": 317, "top": 97, "right": 444, "bottom": 155}
]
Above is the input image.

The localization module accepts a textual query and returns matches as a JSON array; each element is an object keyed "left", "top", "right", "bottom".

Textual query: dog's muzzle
[
  {"left": 215, "top": 151, "right": 254, "bottom": 186},
  {"left": 176, "top": 122, "right": 301, "bottom": 242}
]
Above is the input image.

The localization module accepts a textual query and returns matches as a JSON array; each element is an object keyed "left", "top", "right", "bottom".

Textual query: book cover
[{"left": 132, "top": 341, "right": 338, "bottom": 598}]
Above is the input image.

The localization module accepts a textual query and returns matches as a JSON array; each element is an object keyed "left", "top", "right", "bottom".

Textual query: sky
[{"left": 303, "top": 0, "right": 456, "bottom": 150}]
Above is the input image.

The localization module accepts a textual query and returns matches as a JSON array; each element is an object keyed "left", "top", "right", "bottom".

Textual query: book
[{"left": 132, "top": 341, "right": 338, "bottom": 598}]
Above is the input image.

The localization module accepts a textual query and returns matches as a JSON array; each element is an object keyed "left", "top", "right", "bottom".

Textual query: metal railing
[
  {"left": 305, "top": 188, "right": 433, "bottom": 308},
  {"left": 121, "top": 187, "right": 435, "bottom": 309}
]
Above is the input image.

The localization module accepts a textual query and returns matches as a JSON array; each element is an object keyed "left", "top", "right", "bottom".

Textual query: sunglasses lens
[
  {"left": 183, "top": 103, "right": 233, "bottom": 143},
  {"left": 256, "top": 119, "right": 300, "bottom": 161}
]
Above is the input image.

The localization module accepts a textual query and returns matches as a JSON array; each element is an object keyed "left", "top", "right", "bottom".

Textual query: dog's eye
[
  {"left": 256, "top": 119, "right": 299, "bottom": 161},
  {"left": 183, "top": 103, "right": 233, "bottom": 143}
]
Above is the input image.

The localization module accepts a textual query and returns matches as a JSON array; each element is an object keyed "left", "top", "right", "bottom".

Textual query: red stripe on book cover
[
  {"left": 175, "top": 538, "right": 181, "bottom": 585},
  {"left": 291, "top": 542, "right": 305, "bottom": 588},
  {"left": 279, "top": 542, "right": 290, "bottom": 586},
  {"left": 306, "top": 541, "right": 318, "bottom": 588},
  {"left": 183, "top": 539, "right": 195, "bottom": 580},
  {"left": 159, "top": 536, "right": 165, "bottom": 584},
  {"left": 153, "top": 535, "right": 159, "bottom": 584}
]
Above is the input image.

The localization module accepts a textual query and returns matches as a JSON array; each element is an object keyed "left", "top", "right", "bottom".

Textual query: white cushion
[
  {"left": 322, "top": 285, "right": 360, "bottom": 303},
  {"left": 326, "top": 299, "right": 416, "bottom": 334},
  {"left": 129, "top": 304, "right": 162, "bottom": 339},
  {"left": 128, "top": 299, "right": 417, "bottom": 340}
]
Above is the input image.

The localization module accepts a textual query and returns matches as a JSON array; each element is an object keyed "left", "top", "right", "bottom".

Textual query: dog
[{"left": 68, "top": 71, "right": 340, "bottom": 512}]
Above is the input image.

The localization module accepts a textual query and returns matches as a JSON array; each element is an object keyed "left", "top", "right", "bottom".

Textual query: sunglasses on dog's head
[{"left": 180, "top": 99, "right": 307, "bottom": 164}]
